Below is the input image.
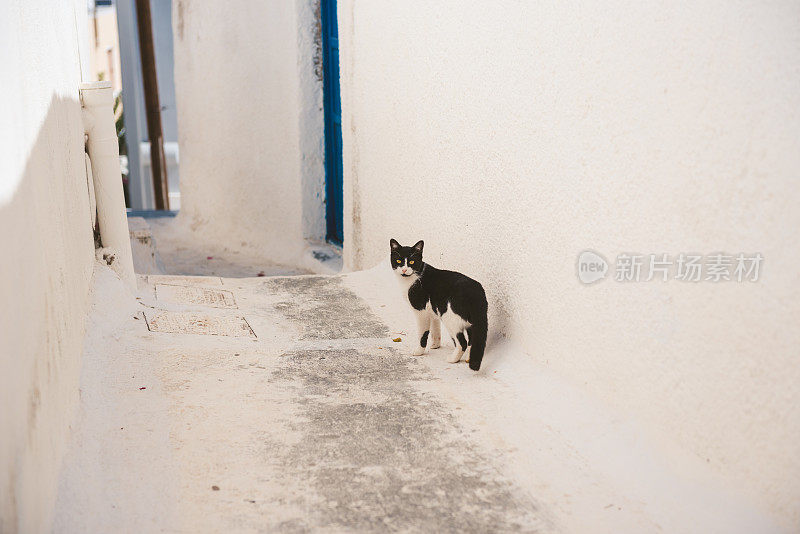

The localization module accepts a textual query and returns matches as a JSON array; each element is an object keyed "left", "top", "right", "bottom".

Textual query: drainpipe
[
  {"left": 135, "top": 0, "right": 170, "bottom": 210},
  {"left": 80, "top": 81, "right": 136, "bottom": 288}
]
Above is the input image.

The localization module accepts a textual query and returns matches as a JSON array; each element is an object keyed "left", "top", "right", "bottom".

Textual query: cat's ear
[
  {"left": 390, "top": 238, "right": 401, "bottom": 251},
  {"left": 412, "top": 240, "right": 424, "bottom": 253}
]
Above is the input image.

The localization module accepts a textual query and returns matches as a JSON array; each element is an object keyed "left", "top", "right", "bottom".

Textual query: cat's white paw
[
  {"left": 430, "top": 338, "right": 441, "bottom": 349},
  {"left": 448, "top": 351, "right": 463, "bottom": 363},
  {"left": 412, "top": 346, "right": 425, "bottom": 356}
]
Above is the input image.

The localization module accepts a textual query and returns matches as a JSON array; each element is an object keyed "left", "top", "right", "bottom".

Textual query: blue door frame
[{"left": 321, "top": 0, "right": 343, "bottom": 245}]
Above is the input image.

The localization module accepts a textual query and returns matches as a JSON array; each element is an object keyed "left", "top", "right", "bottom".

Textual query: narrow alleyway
[
  {"left": 4, "top": 1, "right": 797, "bottom": 531},
  {"left": 50, "top": 222, "right": 779, "bottom": 533}
]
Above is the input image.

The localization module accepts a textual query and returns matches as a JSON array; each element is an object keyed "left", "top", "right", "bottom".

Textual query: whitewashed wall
[
  {"left": 0, "top": 1, "right": 95, "bottom": 531},
  {"left": 338, "top": 0, "right": 800, "bottom": 528},
  {"left": 172, "top": 0, "right": 324, "bottom": 265}
]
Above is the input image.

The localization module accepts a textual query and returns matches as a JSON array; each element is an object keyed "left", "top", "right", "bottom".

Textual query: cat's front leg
[
  {"left": 411, "top": 310, "right": 430, "bottom": 356},
  {"left": 429, "top": 316, "right": 441, "bottom": 349}
]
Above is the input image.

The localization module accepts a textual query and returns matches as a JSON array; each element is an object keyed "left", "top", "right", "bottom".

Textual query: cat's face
[{"left": 390, "top": 239, "right": 424, "bottom": 278}]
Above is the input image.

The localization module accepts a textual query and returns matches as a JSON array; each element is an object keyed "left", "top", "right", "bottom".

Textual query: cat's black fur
[{"left": 390, "top": 239, "right": 488, "bottom": 371}]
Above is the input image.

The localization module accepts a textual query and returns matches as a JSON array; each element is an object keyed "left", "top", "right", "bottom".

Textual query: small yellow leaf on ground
[{"left": 392, "top": 337, "right": 402, "bottom": 342}]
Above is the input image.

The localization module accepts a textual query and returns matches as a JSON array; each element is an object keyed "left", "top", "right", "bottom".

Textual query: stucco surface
[
  {"left": 172, "top": 0, "right": 325, "bottom": 266},
  {"left": 338, "top": 0, "right": 800, "bottom": 528},
  {"left": 0, "top": 1, "right": 94, "bottom": 531}
]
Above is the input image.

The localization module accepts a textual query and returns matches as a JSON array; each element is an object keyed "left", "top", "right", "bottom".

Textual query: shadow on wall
[
  {"left": 484, "top": 269, "right": 514, "bottom": 352},
  {"left": 0, "top": 96, "right": 96, "bottom": 533}
]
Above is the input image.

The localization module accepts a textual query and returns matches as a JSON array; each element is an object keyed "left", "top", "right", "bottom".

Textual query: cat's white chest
[{"left": 395, "top": 273, "right": 419, "bottom": 307}]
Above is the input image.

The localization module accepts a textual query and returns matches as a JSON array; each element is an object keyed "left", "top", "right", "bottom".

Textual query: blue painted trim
[{"left": 321, "top": 0, "right": 344, "bottom": 245}]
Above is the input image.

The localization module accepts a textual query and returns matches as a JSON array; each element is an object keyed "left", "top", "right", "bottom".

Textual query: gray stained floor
[{"left": 54, "top": 272, "right": 548, "bottom": 533}]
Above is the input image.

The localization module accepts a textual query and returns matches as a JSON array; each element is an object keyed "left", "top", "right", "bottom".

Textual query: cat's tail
[{"left": 468, "top": 308, "right": 488, "bottom": 371}]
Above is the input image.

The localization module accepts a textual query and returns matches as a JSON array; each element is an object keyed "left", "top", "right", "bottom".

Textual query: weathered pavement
[
  {"left": 54, "top": 264, "right": 779, "bottom": 533},
  {"left": 53, "top": 267, "right": 549, "bottom": 533}
]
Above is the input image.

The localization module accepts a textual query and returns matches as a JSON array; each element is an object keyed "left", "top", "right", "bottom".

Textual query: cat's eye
[
  {"left": 408, "top": 261, "right": 414, "bottom": 265},
  {"left": 396, "top": 259, "right": 401, "bottom": 263}
]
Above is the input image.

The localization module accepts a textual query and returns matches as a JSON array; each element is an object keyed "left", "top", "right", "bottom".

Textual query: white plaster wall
[
  {"left": 172, "top": 0, "right": 325, "bottom": 264},
  {"left": 0, "top": 1, "right": 95, "bottom": 532},
  {"left": 338, "top": 0, "right": 800, "bottom": 528}
]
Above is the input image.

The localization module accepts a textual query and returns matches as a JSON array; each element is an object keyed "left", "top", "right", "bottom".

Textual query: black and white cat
[{"left": 390, "top": 239, "right": 488, "bottom": 371}]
